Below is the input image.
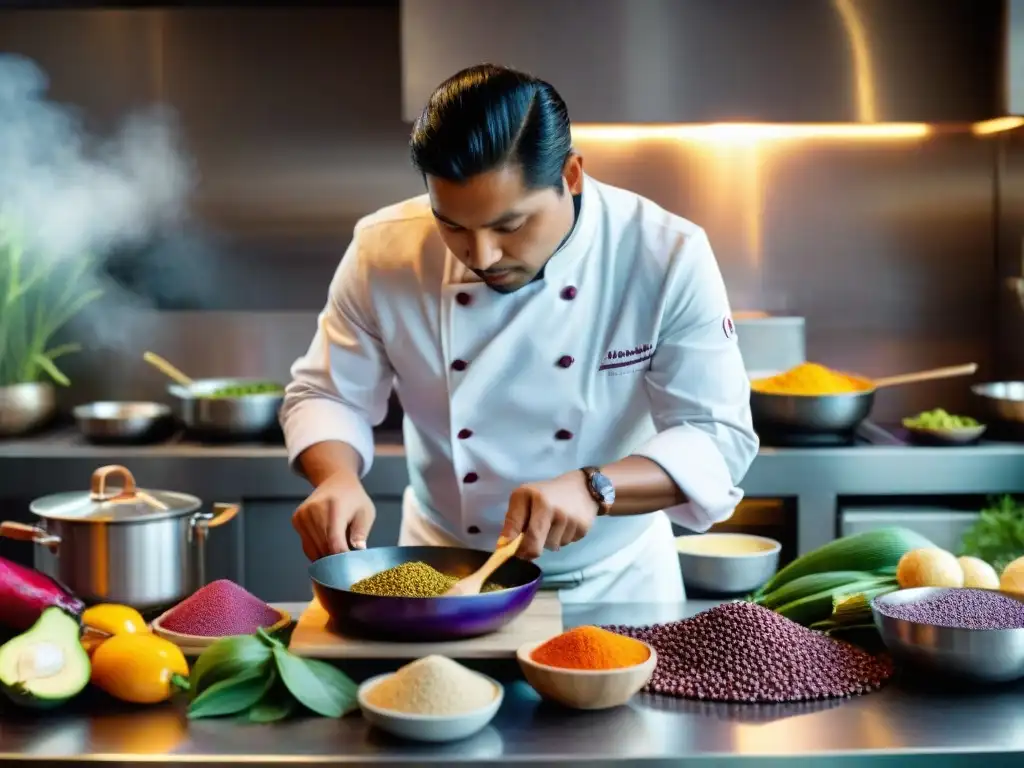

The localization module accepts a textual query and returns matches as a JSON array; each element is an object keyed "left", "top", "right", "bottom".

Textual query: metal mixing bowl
[
  {"left": 872, "top": 587, "right": 1024, "bottom": 683},
  {"left": 971, "top": 381, "right": 1024, "bottom": 425},
  {"left": 73, "top": 401, "right": 174, "bottom": 444},
  {"left": 750, "top": 389, "right": 875, "bottom": 436},
  {"left": 0, "top": 382, "right": 55, "bottom": 436},
  {"left": 309, "top": 546, "right": 543, "bottom": 641},
  {"left": 675, "top": 533, "right": 781, "bottom": 595}
]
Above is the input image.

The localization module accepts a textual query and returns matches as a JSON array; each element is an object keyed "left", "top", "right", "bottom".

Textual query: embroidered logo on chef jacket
[
  {"left": 722, "top": 316, "right": 736, "bottom": 340},
  {"left": 599, "top": 344, "right": 655, "bottom": 372}
]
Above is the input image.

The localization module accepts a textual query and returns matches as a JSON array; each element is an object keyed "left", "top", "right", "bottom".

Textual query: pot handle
[
  {"left": 0, "top": 521, "right": 61, "bottom": 552},
  {"left": 90, "top": 465, "right": 137, "bottom": 501},
  {"left": 188, "top": 503, "right": 241, "bottom": 590}
]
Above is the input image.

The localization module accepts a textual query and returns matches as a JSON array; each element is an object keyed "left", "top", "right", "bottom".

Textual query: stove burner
[{"left": 756, "top": 430, "right": 856, "bottom": 448}]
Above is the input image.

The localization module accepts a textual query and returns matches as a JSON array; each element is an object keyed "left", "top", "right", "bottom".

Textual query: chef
[{"left": 281, "top": 63, "right": 758, "bottom": 603}]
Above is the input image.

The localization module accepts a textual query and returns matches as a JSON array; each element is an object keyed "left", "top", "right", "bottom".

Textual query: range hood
[{"left": 401, "top": 0, "right": 1009, "bottom": 124}]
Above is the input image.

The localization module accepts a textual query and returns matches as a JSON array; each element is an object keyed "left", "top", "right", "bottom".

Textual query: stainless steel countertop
[{"left": 1, "top": 601, "right": 1023, "bottom": 767}]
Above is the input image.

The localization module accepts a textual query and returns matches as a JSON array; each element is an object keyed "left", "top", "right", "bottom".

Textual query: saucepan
[
  {"left": 309, "top": 546, "right": 542, "bottom": 641},
  {"left": 0, "top": 464, "right": 239, "bottom": 613},
  {"left": 751, "top": 363, "right": 978, "bottom": 440},
  {"left": 143, "top": 351, "right": 285, "bottom": 439}
]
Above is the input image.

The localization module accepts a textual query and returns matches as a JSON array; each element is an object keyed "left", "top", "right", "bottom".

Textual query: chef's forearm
[
  {"left": 296, "top": 441, "right": 363, "bottom": 487},
  {"left": 600, "top": 455, "right": 688, "bottom": 516}
]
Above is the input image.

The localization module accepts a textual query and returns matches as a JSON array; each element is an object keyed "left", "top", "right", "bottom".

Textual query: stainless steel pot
[
  {"left": 168, "top": 377, "right": 284, "bottom": 439},
  {"left": 0, "top": 465, "right": 239, "bottom": 612}
]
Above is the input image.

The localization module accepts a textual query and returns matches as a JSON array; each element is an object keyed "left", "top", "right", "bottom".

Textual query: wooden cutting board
[{"left": 288, "top": 592, "right": 562, "bottom": 659}]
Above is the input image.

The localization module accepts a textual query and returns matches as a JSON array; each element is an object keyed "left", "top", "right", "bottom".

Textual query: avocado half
[{"left": 0, "top": 606, "right": 91, "bottom": 709}]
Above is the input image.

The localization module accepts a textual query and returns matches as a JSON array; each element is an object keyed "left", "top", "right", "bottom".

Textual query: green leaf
[
  {"left": 246, "top": 673, "right": 297, "bottom": 724},
  {"left": 190, "top": 635, "right": 274, "bottom": 699},
  {"left": 272, "top": 646, "right": 357, "bottom": 718},
  {"left": 42, "top": 342, "right": 82, "bottom": 361},
  {"left": 960, "top": 495, "right": 1024, "bottom": 573},
  {"left": 257, "top": 627, "right": 284, "bottom": 648},
  {"left": 187, "top": 667, "right": 273, "bottom": 720},
  {"left": 32, "top": 352, "right": 69, "bottom": 386}
]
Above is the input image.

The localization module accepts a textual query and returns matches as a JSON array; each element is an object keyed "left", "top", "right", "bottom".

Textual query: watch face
[{"left": 592, "top": 471, "right": 616, "bottom": 503}]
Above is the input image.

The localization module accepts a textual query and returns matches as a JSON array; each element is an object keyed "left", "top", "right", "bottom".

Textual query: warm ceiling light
[
  {"left": 571, "top": 123, "right": 932, "bottom": 143},
  {"left": 972, "top": 117, "right": 1024, "bottom": 136}
]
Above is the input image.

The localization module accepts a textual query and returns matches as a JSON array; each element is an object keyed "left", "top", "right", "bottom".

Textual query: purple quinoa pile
[
  {"left": 873, "top": 588, "right": 1024, "bottom": 630},
  {"left": 606, "top": 601, "right": 893, "bottom": 703}
]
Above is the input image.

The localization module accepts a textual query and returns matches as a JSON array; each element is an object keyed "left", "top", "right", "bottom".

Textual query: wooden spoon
[
  {"left": 444, "top": 533, "right": 524, "bottom": 596},
  {"left": 143, "top": 351, "right": 194, "bottom": 388},
  {"left": 873, "top": 363, "right": 978, "bottom": 389}
]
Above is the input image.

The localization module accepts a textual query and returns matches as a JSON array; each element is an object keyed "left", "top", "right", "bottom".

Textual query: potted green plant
[{"left": 0, "top": 216, "right": 102, "bottom": 435}]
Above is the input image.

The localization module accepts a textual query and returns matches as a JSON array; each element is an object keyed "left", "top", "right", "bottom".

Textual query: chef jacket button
[
  {"left": 561, "top": 286, "right": 578, "bottom": 300},
  {"left": 452, "top": 359, "right": 468, "bottom": 372},
  {"left": 555, "top": 429, "right": 574, "bottom": 440},
  {"left": 467, "top": 525, "right": 481, "bottom": 534},
  {"left": 456, "top": 292, "right": 473, "bottom": 306},
  {"left": 463, "top": 472, "right": 479, "bottom": 483},
  {"left": 557, "top": 355, "right": 575, "bottom": 368},
  {"left": 457, "top": 428, "right": 473, "bottom": 439}
]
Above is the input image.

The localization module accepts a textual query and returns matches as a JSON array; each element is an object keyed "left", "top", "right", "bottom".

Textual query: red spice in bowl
[{"left": 159, "top": 579, "right": 282, "bottom": 637}]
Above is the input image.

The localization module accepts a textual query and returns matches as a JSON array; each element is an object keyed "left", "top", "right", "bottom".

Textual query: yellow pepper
[
  {"left": 91, "top": 633, "right": 190, "bottom": 704},
  {"left": 82, "top": 604, "right": 149, "bottom": 636}
]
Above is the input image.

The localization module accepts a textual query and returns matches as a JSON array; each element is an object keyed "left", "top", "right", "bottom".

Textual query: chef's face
[{"left": 427, "top": 155, "right": 584, "bottom": 293}]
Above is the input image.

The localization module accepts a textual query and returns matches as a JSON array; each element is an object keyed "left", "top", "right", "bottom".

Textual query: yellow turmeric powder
[{"left": 751, "top": 362, "right": 872, "bottom": 396}]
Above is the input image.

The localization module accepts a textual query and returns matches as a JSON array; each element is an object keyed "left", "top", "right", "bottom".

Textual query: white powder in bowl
[{"left": 365, "top": 655, "right": 498, "bottom": 716}]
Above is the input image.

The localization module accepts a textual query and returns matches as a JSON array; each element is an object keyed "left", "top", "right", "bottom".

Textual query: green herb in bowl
[
  {"left": 202, "top": 382, "right": 285, "bottom": 400},
  {"left": 902, "top": 408, "right": 980, "bottom": 430}
]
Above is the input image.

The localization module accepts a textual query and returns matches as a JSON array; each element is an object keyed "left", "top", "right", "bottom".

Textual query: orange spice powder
[{"left": 531, "top": 626, "right": 650, "bottom": 670}]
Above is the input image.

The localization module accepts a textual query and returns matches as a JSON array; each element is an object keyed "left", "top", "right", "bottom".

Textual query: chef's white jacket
[{"left": 281, "top": 175, "right": 759, "bottom": 577}]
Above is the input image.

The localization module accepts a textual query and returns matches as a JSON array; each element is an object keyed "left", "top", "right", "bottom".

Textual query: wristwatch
[{"left": 581, "top": 466, "right": 616, "bottom": 516}]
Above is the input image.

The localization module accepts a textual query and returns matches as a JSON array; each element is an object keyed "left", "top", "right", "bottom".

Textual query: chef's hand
[
  {"left": 500, "top": 472, "right": 599, "bottom": 560},
  {"left": 292, "top": 470, "right": 376, "bottom": 560}
]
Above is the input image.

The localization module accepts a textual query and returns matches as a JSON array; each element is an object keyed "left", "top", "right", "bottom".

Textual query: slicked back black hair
[{"left": 410, "top": 64, "right": 572, "bottom": 193}]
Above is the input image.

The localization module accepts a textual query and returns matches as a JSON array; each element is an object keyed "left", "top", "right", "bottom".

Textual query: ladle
[{"left": 142, "top": 351, "right": 194, "bottom": 388}]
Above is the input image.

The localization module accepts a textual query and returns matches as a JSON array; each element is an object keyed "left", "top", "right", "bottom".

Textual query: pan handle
[
  {"left": 0, "top": 521, "right": 61, "bottom": 552},
  {"left": 188, "top": 503, "right": 241, "bottom": 589}
]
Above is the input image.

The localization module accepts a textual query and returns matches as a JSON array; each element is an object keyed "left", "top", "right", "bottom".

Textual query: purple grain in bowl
[
  {"left": 873, "top": 588, "right": 1024, "bottom": 630},
  {"left": 871, "top": 587, "right": 1024, "bottom": 684}
]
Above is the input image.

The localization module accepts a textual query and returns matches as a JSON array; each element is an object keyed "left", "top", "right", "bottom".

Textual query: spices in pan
[
  {"left": 349, "top": 562, "right": 503, "bottom": 597},
  {"left": 606, "top": 601, "right": 893, "bottom": 703},
  {"left": 531, "top": 626, "right": 650, "bottom": 670},
  {"left": 752, "top": 363, "right": 871, "bottom": 396},
  {"left": 364, "top": 655, "right": 498, "bottom": 716},
  {"left": 160, "top": 580, "right": 282, "bottom": 637}
]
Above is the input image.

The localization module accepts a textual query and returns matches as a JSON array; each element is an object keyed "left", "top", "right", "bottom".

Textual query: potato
[
  {"left": 896, "top": 547, "right": 964, "bottom": 589},
  {"left": 957, "top": 556, "right": 999, "bottom": 589},
  {"left": 1000, "top": 555, "right": 1024, "bottom": 595}
]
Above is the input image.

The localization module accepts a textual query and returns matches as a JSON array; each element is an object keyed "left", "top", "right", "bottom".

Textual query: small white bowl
[
  {"left": 357, "top": 673, "right": 503, "bottom": 743},
  {"left": 516, "top": 638, "right": 657, "bottom": 710},
  {"left": 675, "top": 533, "right": 781, "bottom": 595}
]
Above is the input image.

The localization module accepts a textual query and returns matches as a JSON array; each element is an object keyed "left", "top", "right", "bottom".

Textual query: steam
[{"left": 0, "top": 53, "right": 202, "bottom": 346}]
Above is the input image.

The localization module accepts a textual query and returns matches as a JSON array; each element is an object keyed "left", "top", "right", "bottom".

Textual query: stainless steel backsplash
[{"left": 0, "top": 5, "right": 1003, "bottom": 422}]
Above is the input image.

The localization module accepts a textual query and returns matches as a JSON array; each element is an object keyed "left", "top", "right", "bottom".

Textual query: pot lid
[{"left": 29, "top": 465, "right": 202, "bottom": 523}]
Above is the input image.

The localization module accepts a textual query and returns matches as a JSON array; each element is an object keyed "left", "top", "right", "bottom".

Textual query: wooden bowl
[
  {"left": 515, "top": 639, "right": 657, "bottom": 710},
  {"left": 151, "top": 608, "right": 291, "bottom": 654}
]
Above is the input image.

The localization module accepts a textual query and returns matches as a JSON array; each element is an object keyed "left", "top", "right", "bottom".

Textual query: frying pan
[
  {"left": 308, "top": 546, "right": 542, "bottom": 641},
  {"left": 751, "top": 363, "right": 978, "bottom": 439}
]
